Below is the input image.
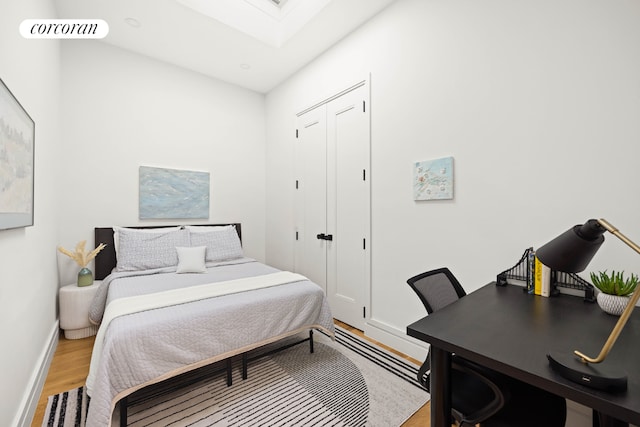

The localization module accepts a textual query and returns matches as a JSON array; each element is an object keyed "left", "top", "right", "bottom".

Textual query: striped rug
[{"left": 43, "top": 326, "right": 429, "bottom": 426}]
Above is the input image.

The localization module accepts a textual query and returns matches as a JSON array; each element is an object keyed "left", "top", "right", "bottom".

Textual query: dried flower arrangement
[{"left": 58, "top": 241, "right": 107, "bottom": 268}]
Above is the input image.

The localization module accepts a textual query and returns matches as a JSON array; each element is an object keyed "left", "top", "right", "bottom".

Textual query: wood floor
[{"left": 32, "top": 321, "right": 430, "bottom": 426}]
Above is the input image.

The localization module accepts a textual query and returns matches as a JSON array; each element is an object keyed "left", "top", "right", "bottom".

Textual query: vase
[
  {"left": 596, "top": 292, "right": 629, "bottom": 316},
  {"left": 77, "top": 267, "right": 94, "bottom": 287}
]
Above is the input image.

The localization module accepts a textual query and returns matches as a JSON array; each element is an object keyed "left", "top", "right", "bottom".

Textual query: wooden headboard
[{"left": 94, "top": 223, "right": 242, "bottom": 280}]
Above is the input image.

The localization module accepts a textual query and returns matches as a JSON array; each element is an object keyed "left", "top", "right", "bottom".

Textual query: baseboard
[
  {"left": 364, "top": 318, "right": 428, "bottom": 361},
  {"left": 13, "top": 321, "right": 59, "bottom": 427}
]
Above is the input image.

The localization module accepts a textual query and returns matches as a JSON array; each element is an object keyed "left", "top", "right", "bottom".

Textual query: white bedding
[{"left": 85, "top": 260, "right": 334, "bottom": 427}]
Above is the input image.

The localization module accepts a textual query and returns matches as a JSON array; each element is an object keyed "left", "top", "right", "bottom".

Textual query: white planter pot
[{"left": 596, "top": 292, "right": 630, "bottom": 316}]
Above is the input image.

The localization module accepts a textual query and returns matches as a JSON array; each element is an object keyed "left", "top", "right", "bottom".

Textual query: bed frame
[
  {"left": 93, "top": 223, "right": 242, "bottom": 280},
  {"left": 91, "top": 223, "right": 317, "bottom": 426}
]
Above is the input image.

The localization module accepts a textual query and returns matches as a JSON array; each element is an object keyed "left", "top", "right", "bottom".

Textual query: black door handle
[{"left": 316, "top": 233, "right": 333, "bottom": 241}]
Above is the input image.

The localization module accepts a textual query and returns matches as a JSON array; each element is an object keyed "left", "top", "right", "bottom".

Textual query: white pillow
[
  {"left": 115, "top": 227, "right": 189, "bottom": 272},
  {"left": 187, "top": 225, "right": 244, "bottom": 262},
  {"left": 113, "top": 226, "right": 182, "bottom": 259},
  {"left": 176, "top": 246, "right": 207, "bottom": 274}
]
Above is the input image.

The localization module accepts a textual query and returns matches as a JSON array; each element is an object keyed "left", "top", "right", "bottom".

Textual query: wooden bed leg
[
  {"left": 120, "top": 396, "right": 128, "bottom": 427},
  {"left": 309, "top": 329, "right": 314, "bottom": 353},
  {"left": 226, "top": 358, "right": 233, "bottom": 387},
  {"left": 242, "top": 353, "right": 248, "bottom": 380}
]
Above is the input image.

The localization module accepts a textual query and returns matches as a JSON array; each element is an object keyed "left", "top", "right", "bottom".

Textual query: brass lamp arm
[
  {"left": 574, "top": 218, "right": 640, "bottom": 364},
  {"left": 598, "top": 218, "right": 640, "bottom": 254}
]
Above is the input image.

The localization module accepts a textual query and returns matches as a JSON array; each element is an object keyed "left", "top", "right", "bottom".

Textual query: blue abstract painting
[{"left": 139, "top": 166, "right": 209, "bottom": 219}]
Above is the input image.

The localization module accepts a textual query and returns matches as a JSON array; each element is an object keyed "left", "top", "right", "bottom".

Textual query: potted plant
[{"left": 590, "top": 270, "right": 639, "bottom": 315}]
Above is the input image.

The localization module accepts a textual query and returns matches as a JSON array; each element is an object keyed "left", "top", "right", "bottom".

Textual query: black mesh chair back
[{"left": 407, "top": 267, "right": 466, "bottom": 314}]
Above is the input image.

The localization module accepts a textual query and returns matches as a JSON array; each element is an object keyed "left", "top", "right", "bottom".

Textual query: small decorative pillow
[
  {"left": 115, "top": 227, "right": 189, "bottom": 271},
  {"left": 187, "top": 225, "right": 243, "bottom": 262},
  {"left": 176, "top": 246, "right": 207, "bottom": 274}
]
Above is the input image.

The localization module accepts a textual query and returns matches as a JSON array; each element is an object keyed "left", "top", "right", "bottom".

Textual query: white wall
[
  {"left": 0, "top": 1, "right": 61, "bottom": 426},
  {"left": 265, "top": 0, "right": 640, "bottom": 355},
  {"left": 58, "top": 42, "right": 267, "bottom": 285}
]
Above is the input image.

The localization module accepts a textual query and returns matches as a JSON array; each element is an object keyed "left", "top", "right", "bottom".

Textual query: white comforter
[{"left": 85, "top": 259, "right": 335, "bottom": 427}]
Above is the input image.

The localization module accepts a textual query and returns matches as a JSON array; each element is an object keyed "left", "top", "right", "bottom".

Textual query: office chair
[{"left": 408, "top": 268, "right": 567, "bottom": 427}]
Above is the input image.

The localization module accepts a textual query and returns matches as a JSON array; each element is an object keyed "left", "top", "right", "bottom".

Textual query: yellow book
[
  {"left": 534, "top": 256, "right": 543, "bottom": 295},
  {"left": 534, "top": 255, "right": 551, "bottom": 297}
]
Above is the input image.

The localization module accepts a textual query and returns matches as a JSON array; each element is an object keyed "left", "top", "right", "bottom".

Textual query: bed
[{"left": 85, "top": 224, "right": 335, "bottom": 427}]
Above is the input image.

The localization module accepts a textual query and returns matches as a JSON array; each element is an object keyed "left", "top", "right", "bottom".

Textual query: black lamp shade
[{"left": 536, "top": 219, "right": 606, "bottom": 273}]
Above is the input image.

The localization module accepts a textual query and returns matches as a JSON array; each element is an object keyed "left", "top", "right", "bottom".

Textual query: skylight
[{"left": 176, "top": 0, "right": 331, "bottom": 48}]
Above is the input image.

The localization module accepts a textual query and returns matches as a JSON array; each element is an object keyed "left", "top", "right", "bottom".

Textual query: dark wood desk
[{"left": 407, "top": 283, "right": 640, "bottom": 427}]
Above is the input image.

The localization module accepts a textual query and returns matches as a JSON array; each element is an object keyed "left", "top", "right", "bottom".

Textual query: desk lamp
[{"left": 536, "top": 218, "right": 640, "bottom": 391}]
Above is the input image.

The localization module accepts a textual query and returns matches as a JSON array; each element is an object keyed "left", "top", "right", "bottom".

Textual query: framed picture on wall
[
  {"left": 413, "top": 156, "right": 454, "bottom": 201},
  {"left": 139, "top": 166, "right": 210, "bottom": 219},
  {"left": 0, "top": 78, "right": 35, "bottom": 230}
]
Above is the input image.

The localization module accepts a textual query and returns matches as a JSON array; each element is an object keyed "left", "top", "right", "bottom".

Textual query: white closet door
[
  {"left": 326, "top": 85, "right": 369, "bottom": 330},
  {"left": 294, "top": 80, "right": 370, "bottom": 330},
  {"left": 294, "top": 107, "right": 327, "bottom": 293}
]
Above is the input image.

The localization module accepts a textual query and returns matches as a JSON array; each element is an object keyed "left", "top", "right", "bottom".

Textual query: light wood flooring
[{"left": 32, "top": 321, "right": 430, "bottom": 426}]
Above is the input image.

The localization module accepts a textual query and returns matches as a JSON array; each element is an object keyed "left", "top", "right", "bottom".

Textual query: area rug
[{"left": 42, "top": 326, "right": 429, "bottom": 426}]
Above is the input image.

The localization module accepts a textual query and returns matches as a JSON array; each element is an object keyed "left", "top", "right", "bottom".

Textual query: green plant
[{"left": 590, "top": 270, "right": 639, "bottom": 296}]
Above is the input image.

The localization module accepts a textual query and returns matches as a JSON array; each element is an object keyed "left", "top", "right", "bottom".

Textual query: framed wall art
[
  {"left": 413, "top": 156, "right": 454, "bottom": 201},
  {"left": 139, "top": 166, "right": 210, "bottom": 219},
  {"left": 0, "top": 78, "right": 35, "bottom": 230}
]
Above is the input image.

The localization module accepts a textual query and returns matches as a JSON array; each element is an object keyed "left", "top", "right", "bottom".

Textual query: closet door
[
  {"left": 326, "top": 85, "right": 369, "bottom": 330},
  {"left": 294, "top": 81, "right": 370, "bottom": 330},
  {"left": 294, "top": 107, "right": 327, "bottom": 292}
]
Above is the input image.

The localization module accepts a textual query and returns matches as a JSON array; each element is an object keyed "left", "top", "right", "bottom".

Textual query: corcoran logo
[{"left": 20, "top": 19, "right": 109, "bottom": 39}]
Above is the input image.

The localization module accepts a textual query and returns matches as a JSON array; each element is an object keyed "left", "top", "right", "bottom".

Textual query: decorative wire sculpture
[{"left": 497, "top": 247, "right": 595, "bottom": 302}]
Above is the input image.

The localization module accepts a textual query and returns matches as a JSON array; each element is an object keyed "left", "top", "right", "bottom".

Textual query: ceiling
[{"left": 53, "top": 0, "right": 396, "bottom": 93}]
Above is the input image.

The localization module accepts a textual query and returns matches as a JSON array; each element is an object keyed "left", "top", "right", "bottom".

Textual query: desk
[{"left": 407, "top": 283, "right": 640, "bottom": 427}]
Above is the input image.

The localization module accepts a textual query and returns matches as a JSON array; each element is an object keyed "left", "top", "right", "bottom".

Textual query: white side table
[{"left": 59, "top": 281, "right": 101, "bottom": 339}]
